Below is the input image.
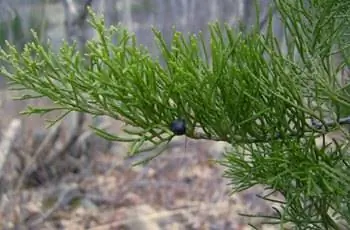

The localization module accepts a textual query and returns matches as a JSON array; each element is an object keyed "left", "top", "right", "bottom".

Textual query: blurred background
[{"left": 0, "top": 1, "right": 285, "bottom": 229}]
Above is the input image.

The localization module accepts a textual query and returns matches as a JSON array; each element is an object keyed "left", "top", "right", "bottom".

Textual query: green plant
[
  {"left": 1, "top": 0, "right": 350, "bottom": 228},
  {"left": 0, "top": 1, "right": 49, "bottom": 84}
]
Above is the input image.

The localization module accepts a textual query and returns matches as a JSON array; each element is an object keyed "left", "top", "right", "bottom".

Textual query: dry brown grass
[{"left": 0, "top": 90, "right": 289, "bottom": 230}]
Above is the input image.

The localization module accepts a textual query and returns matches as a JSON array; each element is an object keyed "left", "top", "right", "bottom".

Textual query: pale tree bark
[
  {"left": 0, "top": 0, "right": 14, "bottom": 23},
  {"left": 60, "top": 0, "right": 94, "bottom": 157},
  {"left": 102, "top": 0, "right": 119, "bottom": 27},
  {"left": 12, "top": 1, "right": 97, "bottom": 191},
  {"left": 62, "top": 0, "right": 93, "bottom": 51}
]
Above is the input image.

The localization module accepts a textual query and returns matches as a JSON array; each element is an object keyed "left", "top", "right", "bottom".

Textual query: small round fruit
[{"left": 170, "top": 118, "right": 186, "bottom": 135}]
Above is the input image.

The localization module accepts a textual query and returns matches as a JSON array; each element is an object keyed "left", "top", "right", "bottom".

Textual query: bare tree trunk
[
  {"left": 62, "top": 0, "right": 93, "bottom": 50},
  {"left": 59, "top": 0, "right": 93, "bottom": 157},
  {"left": 103, "top": 0, "right": 118, "bottom": 27},
  {"left": 0, "top": 0, "right": 14, "bottom": 23},
  {"left": 63, "top": 0, "right": 92, "bottom": 155},
  {"left": 12, "top": 1, "right": 97, "bottom": 191}
]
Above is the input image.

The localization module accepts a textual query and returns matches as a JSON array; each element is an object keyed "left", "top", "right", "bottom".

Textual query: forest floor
[{"left": 0, "top": 90, "right": 288, "bottom": 230}]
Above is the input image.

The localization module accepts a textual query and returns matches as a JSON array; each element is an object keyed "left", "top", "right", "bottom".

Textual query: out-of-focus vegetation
[
  {"left": 0, "top": 11, "right": 47, "bottom": 50},
  {"left": 0, "top": 2, "right": 48, "bottom": 50}
]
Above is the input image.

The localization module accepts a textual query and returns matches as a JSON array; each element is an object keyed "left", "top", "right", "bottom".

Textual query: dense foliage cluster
[{"left": 1, "top": 0, "right": 350, "bottom": 228}]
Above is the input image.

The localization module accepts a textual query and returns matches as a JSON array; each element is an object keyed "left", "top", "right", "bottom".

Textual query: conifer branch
[{"left": 1, "top": 1, "right": 350, "bottom": 228}]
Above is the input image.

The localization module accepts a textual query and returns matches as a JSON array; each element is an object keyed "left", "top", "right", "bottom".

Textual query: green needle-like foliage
[{"left": 1, "top": 0, "right": 350, "bottom": 228}]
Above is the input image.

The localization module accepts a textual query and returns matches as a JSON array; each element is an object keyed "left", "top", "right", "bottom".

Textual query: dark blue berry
[{"left": 170, "top": 118, "right": 186, "bottom": 135}]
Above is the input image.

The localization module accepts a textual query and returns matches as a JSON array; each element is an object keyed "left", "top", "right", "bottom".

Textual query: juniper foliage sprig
[{"left": 1, "top": 0, "right": 350, "bottom": 228}]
